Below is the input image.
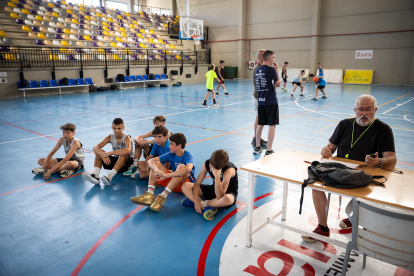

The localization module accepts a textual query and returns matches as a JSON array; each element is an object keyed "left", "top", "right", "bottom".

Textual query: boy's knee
[
  {"left": 223, "top": 194, "right": 234, "bottom": 205},
  {"left": 176, "top": 164, "right": 186, "bottom": 171},
  {"left": 181, "top": 182, "right": 192, "bottom": 190}
]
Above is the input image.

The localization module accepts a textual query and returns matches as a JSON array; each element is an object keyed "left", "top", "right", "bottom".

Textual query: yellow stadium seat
[
  {"left": 102, "top": 26, "right": 109, "bottom": 31},
  {"left": 138, "top": 11, "right": 143, "bottom": 14},
  {"left": 98, "top": 48, "right": 105, "bottom": 53},
  {"left": 37, "top": 33, "right": 46, "bottom": 38},
  {"left": 116, "top": 15, "right": 122, "bottom": 19},
  {"left": 21, "top": 9, "right": 30, "bottom": 14},
  {"left": 108, "top": 18, "right": 113, "bottom": 22},
  {"left": 96, "top": 13, "right": 101, "bottom": 17},
  {"left": 149, "top": 39, "right": 154, "bottom": 43},
  {"left": 0, "top": 31, "right": 6, "bottom": 37},
  {"left": 164, "top": 23, "right": 168, "bottom": 27},
  {"left": 10, "top": 13, "right": 20, "bottom": 19},
  {"left": 125, "top": 12, "right": 130, "bottom": 16},
  {"left": 35, "top": 15, "right": 43, "bottom": 20},
  {"left": 139, "top": 29, "right": 145, "bottom": 33},
  {"left": 84, "top": 15, "right": 90, "bottom": 20},
  {"left": 102, "top": 31, "right": 109, "bottom": 36},
  {"left": 119, "top": 27, "right": 125, "bottom": 32},
  {"left": 5, "top": 54, "right": 17, "bottom": 60},
  {"left": 11, "top": 0, "right": 19, "bottom": 3},
  {"left": 67, "top": 9, "right": 73, "bottom": 14},
  {"left": 79, "top": 7, "right": 85, "bottom": 11},
  {"left": 59, "top": 48, "right": 69, "bottom": 53},
  {"left": 8, "top": 2, "right": 17, "bottom": 7},
  {"left": 103, "top": 22, "right": 108, "bottom": 26},
  {"left": 171, "top": 45, "right": 176, "bottom": 49},
  {"left": 132, "top": 20, "right": 137, "bottom": 24},
  {"left": 63, "top": 28, "right": 71, "bottom": 34},
  {"left": 80, "top": 3, "right": 84, "bottom": 6},
  {"left": 115, "top": 37, "right": 122, "bottom": 42},
  {"left": 84, "top": 35, "right": 92, "bottom": 40},
  {"left": 49, "top": 54, "right": 58, "bottom": 60},
  {"left": 149, "top": 30, "right": 155, "bottom": 34},
  {"left": 175, "top": 55, "right": 181, "bottom": 60},
  {"left": 22, "top": 26, "right": 31, "bottom": 31},
  {"left": 61, "top": 0, "right": 67, "bottom": 4},
  {"left": 52, "top": 12, "right": 59, "bottom": 17},
  {"left": 113, "top": 55, "right": 121, "bottom": 60},
  {"left": 72, "top": 19, "right": 79, "bottom": 24},
  {"left": 139, "top": 43, "right": 146, "bottom": 48},
  {"left": 121, "top": 32, "right": 127, "bottom": 37},
  {"left": 60, "top": 41, "right": 70, "bottom": 46},
  {"left": 47, "top": 3, "right": 55, "bottom": 7},
  {"left": 110, "top": 42, "right": 117, "bottom": 47}
]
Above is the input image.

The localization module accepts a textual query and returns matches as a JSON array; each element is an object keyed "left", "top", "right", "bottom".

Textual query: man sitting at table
[{"left": 302, "top": 94, "right": 397, "bottom": 242}]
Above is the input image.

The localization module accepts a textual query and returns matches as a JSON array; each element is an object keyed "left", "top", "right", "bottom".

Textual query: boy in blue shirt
[
  {"left": 130, "top": 133, "right": 195, "bottom": 212},
  {"left": 309, "top": 73, "right": 327, "bottom": 101},
  {"left": 291, "top": 70, "right": 306, "bottom": 98},
  {"left": 135, "top": 125, "right": 171, "bottom": 179},
  {"left": 317, "top": 63, "right": 324, "bottom": 78}
]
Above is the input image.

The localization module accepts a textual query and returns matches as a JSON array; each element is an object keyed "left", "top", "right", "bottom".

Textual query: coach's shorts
[
  {"left": 102, "top": 155, "right": 133, "bottom": 171},
  {"left": 317, "top": 85, "right": 325, "bottom": 90},
  {"left": 56, "top": 158, "right": 84, "bottom": 172},
  {"left": 200, "top": 184, "right": 237, "bottom": 209},
  {"left": 292, "top": 82, "right": 302, "bottom": 86},
  {"left": 283, "top": 77, "right": 287, "bottom": 83},
  {"left": 258, "top": 104, "right": 279, "bottom": 126},
  {"left": 252, "top": 96, "right": 258, "bottom": 115}
]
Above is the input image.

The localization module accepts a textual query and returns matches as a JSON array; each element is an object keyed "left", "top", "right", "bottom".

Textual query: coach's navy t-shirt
[{"left": 254, "top": 65, "right": 278, "bottom": 105}]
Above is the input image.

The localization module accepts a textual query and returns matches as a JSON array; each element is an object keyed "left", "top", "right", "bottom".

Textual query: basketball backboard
[{"left": 179, "top": 18, "right": 204, "bottom": 41}]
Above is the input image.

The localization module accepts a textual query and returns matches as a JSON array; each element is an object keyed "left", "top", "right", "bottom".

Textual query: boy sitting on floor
[
  {"left": 82, "top": 118, "right": 133, "bottom": 186},
  {"left": 130, "top": 133, "right": 195, "bottom": 212},
  {"left": 181, "top": 149, "right": 238, "bottom": 220},
  {"left": 32, "top": 123, "right": 85, "bottom": 179}
]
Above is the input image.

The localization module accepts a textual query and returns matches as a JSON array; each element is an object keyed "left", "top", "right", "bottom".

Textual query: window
[
  {"left": 83, "top": 0, "right": 101, "bottom": 7},
  {"left": 106, "top": 1, "right": 127, "bottom": 11}
]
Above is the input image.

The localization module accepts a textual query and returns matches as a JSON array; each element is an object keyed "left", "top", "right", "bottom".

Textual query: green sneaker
[{"left": 123, "top": 165, "right": 137, "bottom": 176}]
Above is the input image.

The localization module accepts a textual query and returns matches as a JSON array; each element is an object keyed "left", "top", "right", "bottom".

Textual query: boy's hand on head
[
  {"left": 212, "top": 167, "right": 222, "bottom": 177},
  {"left": 194, "top": 201, "right": 204, "bottom": 214}
]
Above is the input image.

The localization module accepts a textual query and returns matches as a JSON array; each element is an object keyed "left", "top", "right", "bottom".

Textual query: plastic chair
[
  {"left": 136, "top": 75, "right": 142, "bottom": 81},
  {"left": 154, "top": 74, "right": 160, "bottom": 80},
  {"left": 76, "top": 78, "right": 85, "bottom": 85},
  {"left": 49, "top": 79, "right": 58, "bottom": 86},
  {"left": 68, "top": 79, "right": 76, "bottom": 85},
  {"left": 142, "top": 75, "right": 148, "bottom": 80},
  {"left": 124, "top": 76, "right": 130, "bottom": 82},
  {"left": 39, "top": 80, "right": 48, "bottom": 87},
  {"left": 85, "top": 78, "right": 93, "bottom": 84},
  {"left": 341, "top": 198, "right": 414, "bottom": 275},
  {"left": 28, "top": 80, "right": 38, "bottom": 87},
  {"left": 129, "top": 75, "right": 136, "bottom": 81},
  {"left": 161, "top": 74, "right": 167, "bottom": 79}
]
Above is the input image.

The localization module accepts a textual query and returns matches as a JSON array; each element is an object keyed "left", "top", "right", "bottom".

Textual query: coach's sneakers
[
  {"left": 212, "top": 103, "right": 219, "bottom": 108},
  {"left": 82, "top": 172, "right": 100, "bottom": 185},
  {"left": 150, "top": 194, "right": 167, "bottom": 212},
  {"left": 253, "top": 147, "right": 263, "bottom": 155},
  {"left": 60, "top": 170, "right": 74, "bottom": 178},
  {"left": 311, "top": 97, "right": 317, "bottom": 101},
  {"left": 301, "top": 226, "right": 330, "bottom": 242},
  {"left": 202, "top": 103, "right": 207, "bottom": 108},
  {"left": 203, "top": 206, "right": 218, "bottom": 221},
  {"left": 224, "top": 92, "right": 229, "bottom": 95},
  {"left": 290, "top": 94, "right": 293, "bottom": 98},
  {"left": 322, "top": 95, "right": 327, "bottom": 99},
  {"left": 123, "top": 165, "right": 137, "bottom": 176},
  {"left": 131, "top": 191, "right": 156, "bottom": 206},
  {"left": 339, "top": 218, "right": 352, "bottom": 230},
  {"left": 265, "top": 150, "right": 274, "bottom": 156},
  {"left": 251, "top": 138, "right": 268, "bottom": 148},
  {"left": 32, "top": 167, "right": 46, "bottom": 175},
  {"left": 300, "top": 94, "right": 305, "bottom": 98},
  {"left": 100, "top": 175, "right": 111, "bottom": 186}
]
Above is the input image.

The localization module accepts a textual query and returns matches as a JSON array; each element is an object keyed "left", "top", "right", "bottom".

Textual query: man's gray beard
[{"left": 357, "top": 116, "right": 374, "bottom": 126}]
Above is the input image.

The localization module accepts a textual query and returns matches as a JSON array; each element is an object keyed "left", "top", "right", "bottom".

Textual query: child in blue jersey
[
  {"left": 317, "top": 63, "right": 324, "bottom": 78},
  {"left": 291, "top": 70, "right": 306, "bottom": 98},
  {"left": 32, "top": 123, "right": 85, "bottom": 179},
  {"left": 136, "top": 125, "right": 171, "bottom": 179},
  {"left": 130, "top": 133, "right": 195, "bottom": 213},
  {"left": 309, "top": 73, "right": 327, "bottom": 101}
]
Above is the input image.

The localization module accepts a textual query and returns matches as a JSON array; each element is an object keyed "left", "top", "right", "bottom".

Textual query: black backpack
[
  {"left": 117, "top": 74, "right": 125, "bottom": 82},
  {"left": 149, "top": 73, "right": 155, "bottom": 80},
  {"left": 110, "top": 84, "right": 119, "bottom": 90},
  {"left": 19, "top": 79, "right": 29, "bottom": 88},
  {"left": 61, "top": 77, "right": 69, "bottom": 85},
  {"left": 97, "top": 86, "right": 106, "bottom": 91},
  {"left": 170, "top": 70, "right": 178, "bottom": 76},
  {"left": 299, "top": 161, "right": 386, "bottom": 214},
  {"left": 147, "top": 84, "right": 155, "bottom": 88},
  {"left": 89, "top": 84, "right": 97, "bottom": 93},
  {"left": 160, "top": 84, "right": 168, "bottom": 87}
]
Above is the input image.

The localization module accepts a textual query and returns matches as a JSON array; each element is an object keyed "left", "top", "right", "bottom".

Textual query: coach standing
[{"left": 253, "top": 50, "right": 281, "bottom": 156}]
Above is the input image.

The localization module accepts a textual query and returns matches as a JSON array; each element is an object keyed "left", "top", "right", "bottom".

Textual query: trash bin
[{"left": 224, "top": 67, "right": 238, "bottom": 79}]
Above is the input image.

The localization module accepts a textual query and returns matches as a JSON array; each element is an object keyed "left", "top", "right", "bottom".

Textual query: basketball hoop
[{"left": 191, "top": 35, "right": 202, "bottom": 45}]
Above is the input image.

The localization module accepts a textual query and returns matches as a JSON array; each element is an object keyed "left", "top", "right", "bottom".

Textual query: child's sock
[
  {"left": 202, "top": 200, "right": 209, "bottom": 207},
  {"left": 203, "top": 100, "right": 207, "bottom": 105},
  {"left": 94, "top": 167, "right": 101, "bottom": 176},
  {"left": 213, "top": 99, "right": 216, "bottom": 104},
  {"left": 161, "top": 187, "right": 172, "bottom": 197},
  {"left": 224, "top": 89, "right": 227, "bottom": 92},
  {"left": 147, "top": 185, "right": 155, "bottom": 194},
  {"left": 106, "top": 169, "right": 117, "bottom": 180},
  {"left": 133, "top": 159, "right": 138, "bottom": 166}
]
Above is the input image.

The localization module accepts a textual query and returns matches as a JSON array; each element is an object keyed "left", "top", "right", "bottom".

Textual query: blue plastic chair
[
  {"left": 49, "top": 79, "right": 58, "bottom": 86},
  {"left": 39, "top": 80, "right": 48, "bottom": 87},
  {"left": 29, "top": 80, "right": 39, "bottom": 88},
  {"left": 124, "top": 76, "right": 130, "bottom": 82},
  {"left": 143, "top": 75, "right": 149, "bottom": 80},
  {"left": 154, "top": 74, "right": 160, "bottom": 80},
  {"left": 17, "top": 81, "right": 22, "bottom": 88},
  {"left": 130, "top": 75, "right": 137, "bottom": 81},
  {"left": 68, "top": 79, "right": 76, "bottom": 85},
  {"left": 85, "top": 78, "right": 93, "bottom": 84},
  {"left": 76, "top": 78, "right": 85, "bottom": 85},
  {"left": 136, "top": 75, "right": 143, "bottom": 81},
  {"left": 161, "top": 74, "right": 167, "bottom": 79}
]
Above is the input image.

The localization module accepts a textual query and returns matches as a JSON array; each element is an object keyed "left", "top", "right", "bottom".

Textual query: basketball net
[{"left": 191, "top": 35, "right": 201, "bottom": 45}]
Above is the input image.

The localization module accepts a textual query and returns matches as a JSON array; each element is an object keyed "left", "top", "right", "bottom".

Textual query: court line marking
[
  {"left": 294, "top": 95, "right": 343, "bottom": 120},
  {"left": 377, "top": 92, "right": 413, "bottom": 108},
  {"left": 382, "top": 97, "right": 414, "bottom": 114},
  {"left": 404, "top": 115, "right": 414, "bottom": 124}
]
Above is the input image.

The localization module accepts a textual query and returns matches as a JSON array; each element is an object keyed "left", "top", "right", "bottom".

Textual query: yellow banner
[{"left": 343, "top": 70, "right": 373, "bottom": 84}]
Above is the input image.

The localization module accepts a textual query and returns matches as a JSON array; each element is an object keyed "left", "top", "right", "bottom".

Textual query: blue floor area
[{"left": 0, "top": 80, "right": 413, "bottom": 276}]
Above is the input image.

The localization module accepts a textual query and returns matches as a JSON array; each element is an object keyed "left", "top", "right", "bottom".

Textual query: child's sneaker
[
  {"left": 181, "top": 196, "right": 204, "bottom": 207},
  {"left": 212, "top": 103, "right": 219, "bottom": 107},
  {"left": 224, "top": 92, "right": 229, "bottom": 95},
  {"left": 265, "top": 150, "right": 274, "bottom": 156},
  {"left": 300, "top": 94, "right": 305, "bottom": 97},
  {"left": 215, "top": 91, "right": 220, "bottom": 96},
  {"left": 311, "top": 97, "right": 317, "bottom": 101},
  {"left": 290, "top": 94, "right": 293, "bottom": 98},
  {"left": 322, "top": 95, "right": 327, "bottom": 99},
  {"left": 201, "top": 103, "right": 208, "bottom": 108},
  {"left": 100, "top": 175, "right": 111, "bottom": 186},
  {"left": 150, "top": 194, "right": 167, "bottom": 212},
  {"left": 123, "top": 165, "right": 137, "bottom": 176},
  {"left": 32, "top": 167, "right": 46, "bottom": 175},
  {"left": 130, "top": 191, "right": 155, "bottom": 206},
  {"left": 130, "top": 168, "right": 141, "bottom": 179},
  {"left": 60, "top": 170, "right": 74, "bottom": 178},
  {"left": 253, "top": 147, "right": 263, "bottom": 155},
  {"left": 82, "top": 172, "right": 100, "bottom": 185},
  {"left": 203, "top": 206, "right": 218, "bottom": 221}
]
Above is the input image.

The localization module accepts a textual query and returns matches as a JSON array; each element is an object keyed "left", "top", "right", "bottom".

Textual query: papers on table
[{"left": 320, "top": 159, "right": 359, "bottom": 169}]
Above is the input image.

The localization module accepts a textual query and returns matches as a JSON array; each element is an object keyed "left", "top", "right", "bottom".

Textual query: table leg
[
  {"left": 59, "top": 88, "right": 62, "bottom": 95},
  {"left": 246, "top": 171, "right": 255, "bottom": 248},
  {"left": 282, "top": 181, "right": 288, "bottom": 221}
]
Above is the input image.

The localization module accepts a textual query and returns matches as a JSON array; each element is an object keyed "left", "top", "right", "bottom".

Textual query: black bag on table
[
  {"left": 298, "top": 161, "right": 386, "bottom": 215},
  {"left": 149, "top": 73, "right": 155, "bottom": 80},
  {"left": 117, "top": 74, "right": 125, "bottom": 82}
]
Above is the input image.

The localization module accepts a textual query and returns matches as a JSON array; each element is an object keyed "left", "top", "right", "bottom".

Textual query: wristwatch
[{"left": 377, "top": 158, "right": 383, "bottom": 167}]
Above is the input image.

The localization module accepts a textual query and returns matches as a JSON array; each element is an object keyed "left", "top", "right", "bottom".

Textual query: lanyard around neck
[{"left": 345, "top": 118, "right": 376, "bottom": 158}]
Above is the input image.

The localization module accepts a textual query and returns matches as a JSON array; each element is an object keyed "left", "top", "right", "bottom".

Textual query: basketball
[{"left": 313, "top": 77, "right": 319, "bottom": 82}]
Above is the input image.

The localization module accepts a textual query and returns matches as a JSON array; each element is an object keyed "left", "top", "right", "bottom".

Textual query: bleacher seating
[
  {"left": 115, "top": 74, "right": 169, "bottom": 90},
  {"left": 17, "top": 77, "right": 94, "bottom": 97}
]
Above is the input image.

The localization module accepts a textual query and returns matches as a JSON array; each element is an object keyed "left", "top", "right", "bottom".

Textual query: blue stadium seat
[
  {"left": 130, "top": 75, "right": 137, "bottom": 81},
  {"left": 76, "top": 78, "right": 85, "bottom": 85},
  {"left": 161, "top": 74, "right": 167, "bottom": 79},
  {"left": 136, "top": 75, "right": 143, "bottom": 81},
  {"left": 154, "top": 74, "right": 160, "bottom": 80},
  {"left": 124, "top": 76, "right": 130, "bottom": 82},
  {"left": 39, "top": 80, "right": 48, "bottom": 87},
  {"left": 68, "top": 79, "right": 76, "bottom": 85},
  {"left": 49, "top": 79, "right": 58, "bottom": 86},
  {"left": 85, "top": 78, "right": 93, "bottom": 84},
  {"left": 143, "top": 75, "right": 148, "bottom": 80},
  {"left": 29, "top": 80, "right": 39, "bottom": 88}
]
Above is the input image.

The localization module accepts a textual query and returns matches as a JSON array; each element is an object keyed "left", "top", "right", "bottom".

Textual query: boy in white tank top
[
  {"left": 82, "top": 118, "right": 133, "bottom": 186},
  {"left": 32, "top": 123, "right": 85, "bottom": 179}
]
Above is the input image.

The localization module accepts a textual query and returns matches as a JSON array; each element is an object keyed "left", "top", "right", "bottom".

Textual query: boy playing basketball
[
  {"left": 291, "top": 70, "right": 306, "bottom": 98},
  {"left": 202, "top": 64, "right": 222, "bottom": 108},
  {"left": 309, "top": 73, "right": 327, "bottom": 101},
  {"left": 181, "top": 149, "right": 238, "bottom": 221},
  {"left": 32, "top": 123, "right": 85, "bottom": 179},
  {"left": 135, "top": 125, "right": 171, "bottom": 179},
  {"left": 317, "top": 63, "right": 324, "bottom": 78},
  {"left": 130, "top": 133, "right": 195, "bottom": 212},
  {"left": 281, "top": 61, "right": 289, "bottom": 92},
  {"left": 123, "top": 115, "right": 171, "bottom": 178},
  {"left": 215, "top": 60, "right": 229, "bottom": 96},
  {"left": 82, "top": 118, "right": 133, "bottom": 185}
]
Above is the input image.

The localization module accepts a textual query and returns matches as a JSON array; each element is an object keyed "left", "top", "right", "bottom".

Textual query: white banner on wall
[{"left": 355, "top": 50, "right": 373, "bottom": 59}]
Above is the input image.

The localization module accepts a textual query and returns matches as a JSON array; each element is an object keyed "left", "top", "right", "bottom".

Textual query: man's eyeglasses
[{"left": 356, "top": 107, "right": 375, "bottom": 113}]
